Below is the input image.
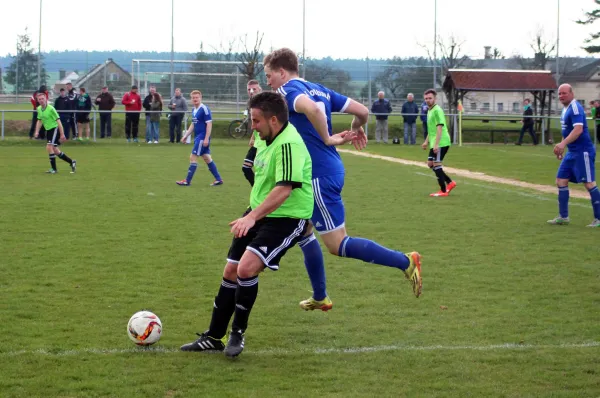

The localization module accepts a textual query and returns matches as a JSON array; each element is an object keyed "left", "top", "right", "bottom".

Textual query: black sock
[
  {"left": 58, "top": 152, "right": 73, "bottom": 165},
  {"left": 433, "top": 166, "right": 446, "bottom": 192},
  {"left": 242, "top": 166, "right": 255, "bottom": 186},
  {"left": 231, "top": 276, "right": 259, "bottom": 333},
  {"left": 442, "top": 169, "right": 452, "bottom": 184},
  {"left": 207, "top": 278, "right": 237, "bottom": 339},
  {"left": 49, "top": 154, "right": 57, "bottom": 170}
]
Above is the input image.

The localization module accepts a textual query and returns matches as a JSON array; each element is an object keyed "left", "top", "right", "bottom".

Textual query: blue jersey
[
  {"left": 561, "top": 100, "right": 594, "bottom": 153},
  {"left": 192, "top": 103, "right": 212, "bottom": 140},
  {"left": 277, "top": 78, "right": 350, "bottom": 178}
]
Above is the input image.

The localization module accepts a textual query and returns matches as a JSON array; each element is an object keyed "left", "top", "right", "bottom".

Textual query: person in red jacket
[
  {"left": 121, "top": 85, "right": 142, "bottom": 142},
  {"left": 29, "top": 85, "right": 49, "bottom": 139}
]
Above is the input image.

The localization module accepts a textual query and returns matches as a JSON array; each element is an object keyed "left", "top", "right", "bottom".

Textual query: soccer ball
[{"left": 127, "top": 311, "right": 162, "bottom": 346}]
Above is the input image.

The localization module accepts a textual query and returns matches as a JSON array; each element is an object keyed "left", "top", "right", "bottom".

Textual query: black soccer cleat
[
  {"left": 224, "top": 329, "right": 245, "bottom": 358},
  {"left": 180, "top": 331, "right": 225, "bottom": 352}
]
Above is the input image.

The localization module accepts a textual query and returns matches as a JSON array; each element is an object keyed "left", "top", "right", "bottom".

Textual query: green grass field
[{"left": 1, "top": 139, "right": 599, "bottom": 397}]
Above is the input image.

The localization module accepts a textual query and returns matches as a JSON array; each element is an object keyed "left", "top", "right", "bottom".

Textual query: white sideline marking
[
  {"left": 338, "top": 149, "right": 591, "bottom": 200},
  {"left": 413, "top": 172, "right": 590, "bottom": 209},
  {"left": 2, "top": 341, "right": 598, "bottom": 357}
]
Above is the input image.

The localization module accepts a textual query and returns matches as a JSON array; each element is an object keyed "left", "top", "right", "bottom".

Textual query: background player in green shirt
[
  {"left": 34, "top": 92, "right": 76, "bottom": 174},
  {"left": 181, "top": 91, "right": 313, "bottom": 358},
  {"left": 421, "top": 89, "right": 455, "bottom": 197}
]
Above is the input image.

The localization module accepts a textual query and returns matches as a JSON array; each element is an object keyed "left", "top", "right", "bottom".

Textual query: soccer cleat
[
  {"left": 299, "top": 296, "right": 333, "bottom": 312},
  {"left": 210, "top": 180, "right": 224, "bottom": 186},
  {"left": 224, "top": 330, "right": 245, "bottom": 358},
  {"left": 133, "top": 138, "right": 139, "bottom": 143},
  {"left": 586, "top": 219, "right": 600, "bottom": 227},
  {"left": 547, "top": 216, "right": 570, "bottom": 225},
  {"left": 404, "top": 252, "right": 422, "bottom": 298},
  {"left": 429, "top": 191, "right": 449, "bottom": 197},
  {"left": 180, "top": 331, "right": 226, "bottom": 352},
  {"left": 176, "top": 180, "right": 190, "bottom": 186},
  {"left": 446, "top": 181, "right": 457, "bottom": 193},
  {"left": 45, "top": 169, "right": 57, "bottom": 174},
  {"left": 70, "top": 160, "right": 77, "bottom": 174}
]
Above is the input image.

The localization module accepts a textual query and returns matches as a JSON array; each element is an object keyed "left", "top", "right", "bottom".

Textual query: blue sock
[
  {"left": 298, "top": 234, "right": 327, "bottom": 301},
  {"left": 207, "top": 161, "right": 222, "bottom": 181},
  {"left": 588, "top": 186, "right": 600, "bottom": 219},
  {"left": 558, "top": 186, "right": 569, "bottom": 218},
  {"left": 186, "top": 162, "right": 198, "bottom": 183},
  {"left": 339, "top": 236, "right": 409, "bottom": 271}
]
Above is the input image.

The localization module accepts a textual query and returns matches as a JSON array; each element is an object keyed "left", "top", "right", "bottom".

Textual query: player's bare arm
[
  {"left": 203, "top": 122, "right": 213, "bottom": 147},
  {"left": 181, "top": 123, "right": 194, "bottom": 142},
  {"left": 33, "top": 120, "right": 42, "bottom": 138},
  {"left": 57, "top": 119, "right": 66, "bottom": 141},
  {"left": 555, "top": 124, "right": 583, "bottom": 156},
  {"left": 294, "top": 95, "right": 351, "bottom": 146},
  {"left": 229, "top": 185, "right": 293, "bottom": 238},
  {"left": 248, "top": 134, "right": 255, "bottom": 147}
]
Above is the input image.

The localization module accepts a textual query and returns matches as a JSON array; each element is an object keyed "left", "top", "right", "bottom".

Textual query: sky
[{"left": 0, "top": 0, "right": 598, "bottom": 60}]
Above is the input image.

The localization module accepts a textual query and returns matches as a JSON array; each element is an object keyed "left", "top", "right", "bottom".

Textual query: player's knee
[
  {"left": 304, "top": 223, "right": 314, "bottom": 236},
  {"left": 223, "top": 262, "right": 238, "bottom": 280},
  {"left": 584, "top": 182, "right": 597, "bottom": 190},
  {"left": 202, "top": 155, "right": 212, "bottom": 164},
  {"left": 427, "top": 161, "right": 434, "bottom": 168}
]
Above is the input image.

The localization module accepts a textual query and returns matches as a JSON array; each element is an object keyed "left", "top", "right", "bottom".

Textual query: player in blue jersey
[
  {"left": 548, "top": 84, "right": 600, "bottom": 227},
  {"left": 263, "top": 48, "right": 423, "bottom": 310},
  {"left": 176, "top": 90, "right": 223, "bottom": 187}
]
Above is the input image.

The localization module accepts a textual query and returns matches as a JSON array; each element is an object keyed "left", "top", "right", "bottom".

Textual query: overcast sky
[{"left": 1, "top": 0, "right": 597, "bottom": 59}]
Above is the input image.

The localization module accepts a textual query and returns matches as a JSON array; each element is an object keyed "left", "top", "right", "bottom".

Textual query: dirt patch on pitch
[{"left": 338, "top": 149, "right": 590, "bottom": 200}]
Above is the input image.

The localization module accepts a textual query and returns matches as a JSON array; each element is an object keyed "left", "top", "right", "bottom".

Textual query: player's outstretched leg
[
  {"left": 57, "top": 150, "right": 75, "bottom": 173},
  {"left": 298, "top": 233, "right": 332, "bottom": 311}
]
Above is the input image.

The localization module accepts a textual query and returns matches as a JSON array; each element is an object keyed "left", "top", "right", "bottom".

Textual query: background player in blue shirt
[
  {"left": 176, "top": 90, "right": 223, "bottom": 187},
  {"left": 263, "top": 48, "right": 423, "bottom": 311},
  {"left": 548, "top": 84, "right": 600, "bottom": 227}
]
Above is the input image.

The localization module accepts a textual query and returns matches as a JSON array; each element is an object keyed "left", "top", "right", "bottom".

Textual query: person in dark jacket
[
  {"left": 66, "top": 82, "right": 79, "bottom": 139},
  {"left": 401, "top": 93, "right": 419, "bottom": 145},
  {"left": 76, "top": 87, "right": 92, "bottom": 140},
  {"left": 143, "top": 85, "right": 157, "bottom": 142},
  {"left": 168, "top": 88, "right": 188, "bottom": 143},
  {"left": 54, "top": 88, "right": 72, "bottom": 139},
  {"left": 420, "top": 99, "right": 429, "bottom": 139},
  {"left": 29, "top": 85, "right": 49, "bottom": 139},
  {"left": 95, "top": 86, "right": 116, "bottom": 138},
  {"left": 371, "top": 91, "right": 392, "bottom": 143},
  {"left": 516, "top": 98, "right": 537, "bottom": 145}
]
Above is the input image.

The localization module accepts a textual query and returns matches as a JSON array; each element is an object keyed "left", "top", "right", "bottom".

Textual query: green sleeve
[
  {"left": 434, "top": 108, "right": 445, "bottom": 126},
  {"left": 275, "top": 142, "right": 305, "bottom": 185},
  {"left": 593, "top": 107, "right": 597, "bottom": 118},
  {"left": 50, "top": 107, "right": 59, "bottom": 121},
  {"left": 37, "top": 106, "right": 42, "bottom": 120}
]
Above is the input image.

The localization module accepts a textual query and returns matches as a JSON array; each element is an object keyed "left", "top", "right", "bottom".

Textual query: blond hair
[{"left": 190, "top": 90, "right": 202, "bottom": 97}]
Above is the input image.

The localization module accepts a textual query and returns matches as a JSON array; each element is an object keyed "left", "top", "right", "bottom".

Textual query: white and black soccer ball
[{"left": 127, "top": 311, "right": 162, "bottom": 346}]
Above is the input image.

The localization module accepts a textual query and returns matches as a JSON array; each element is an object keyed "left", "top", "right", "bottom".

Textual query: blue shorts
[
  {"left": 192, "top": 138, "right": 210, "bottom": 156},
  {"left": 311, "top": 174, "right": 345, "bottom": 234},
  {"left": 557, "top": 150, "right": 596, "bottom": 183}
]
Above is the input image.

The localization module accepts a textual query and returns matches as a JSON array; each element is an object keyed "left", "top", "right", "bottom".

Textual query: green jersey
[
  {"left": 252, "top": 130, "right": 266, "bottom": 150},
  {"left": 37, "top": 104, "right": 60, "bottom": 131},
  {"left": 250, "top": 122, "right": 313, "bottom": 219},
  {"left": 427, "top": 104, "right": 451, "bottom": 148}
]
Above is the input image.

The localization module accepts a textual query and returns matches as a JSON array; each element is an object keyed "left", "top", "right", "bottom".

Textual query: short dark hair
[
  {"left": 247, "top": 79, "right": 260, "bottom": 86},
  {"left": 248, "top": 92, "right": 289, "bottom": 124},
  {"left": 264, "top": 48, "right": 299, "bottom": 74},
  {"left": 59, "top": 88, "right": 65, "bottom": 92},
  {"left": 424, "top": 89, "right": 437, "bottom": 96},
  {"left": 131, "top": 85, "right": 138, "bottom": 90},
  {"left": 79, "top": 87, "right": 86, "bottom": 93}
]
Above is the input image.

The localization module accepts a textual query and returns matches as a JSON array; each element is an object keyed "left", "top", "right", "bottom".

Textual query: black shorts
[
  {"left": 428, "top": 146, "right": 450, "bottom": 163},
  {"left": 76, "top": 113, "right": 90, "bottom": 124},
  {"left": 227, "top": 208, "right": 309, "bottom": 271},
  {"left": 46, "top": 127, "right": 60, "bottom": 146},
  {"left": 244, "top": 146, "right": 257, "bottom": 165}
]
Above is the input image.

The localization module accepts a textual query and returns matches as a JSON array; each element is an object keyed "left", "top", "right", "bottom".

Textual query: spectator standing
[
  {"left": 76, "top": 87, "right": 92, "bottom": 140},
  {"left": 29, "top": 85, "right": 49, "bottom": 139},
  {"left": 591, "top": 100, "right": 600, "bottom": 144},
  {"left": 95, "top": 86, "right": 115, "bottom": 138},
  {"left": 54, "top": 88, "right": 71, "bottom": 139},
  {"left": 402, "top": 93, "right": 419, "bottom": 145},
  {"left": 122, "top": 85, "right": 142, "bottom": 143},
  {"left": 66, "top": 82, "right": 79, "bottom": 139},
  {"left": 149, "top": 92, "right": 162, "bottom": 144},
  {"left": 516, "top": 98, "right": 537, "bottom": 145},
  {"left": 143, "top": 85, "right": 157, "bottom": 143},
  {"left": 371, "top": 91, "right": 392, "bottom": 143},
  {"left": 420, "top": 98, "right": 429, "bottom": 139},
  {"left": 168, "top": 88, "right": 188, "bottom": 143}
]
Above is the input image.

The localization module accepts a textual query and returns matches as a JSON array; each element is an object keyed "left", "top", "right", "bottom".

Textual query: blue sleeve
[
  {"left": 204, "top": 107, "right": 212, "bottom": 123},
  {"left": 277, "top": 85, "right": 302, "bottom": 112},
  {"left": 329, "top": 89, "right": 350, "bottom": 113},
  {"left": 571, "top": 106, "right": 585, "bottom": 125}
]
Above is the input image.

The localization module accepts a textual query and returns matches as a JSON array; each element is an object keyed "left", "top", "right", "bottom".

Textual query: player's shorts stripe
[
  {"left": 584, "top": 151, "right": 592, "bottom": 182},
  {"left": 50, "top": 128, "right": 58, "bottom": 144},
  {"left": 265, "top": 219, "right": 306, "bottom": 264},
  {"left": 312, "top": 178, "right": 335, "bottom": 230}
]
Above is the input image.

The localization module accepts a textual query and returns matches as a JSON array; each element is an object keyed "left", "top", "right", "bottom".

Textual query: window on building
[
  {"left": 470, "top": 102, "right": 476, "bottom": 111},
  {"left": 483, "top": 103, "right": 490, "bottom": 111},
  {"left": 513, "top": 102, "right": 520, "bottom": 112},
  {"left": 497, "top": 103, "right": 504, "bottom": 112},
  {"left": 109, "top": 73, "right": 119, "bottom": 81}
]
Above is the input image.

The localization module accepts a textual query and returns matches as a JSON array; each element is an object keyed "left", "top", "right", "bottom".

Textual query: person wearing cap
[
  {"left": 29, "top": 85, "right": 49, "bottom": 139},
  {"left": 95, "top": 86, "right": 116, "bottom": 138},
  {"left": 121, "top": 85, "right": 142, "bottom": 143},
  {"left": 54, "top": 88, "right": 72, "bottom": 139}
]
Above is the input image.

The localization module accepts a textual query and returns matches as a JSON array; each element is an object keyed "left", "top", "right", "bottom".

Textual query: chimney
[
  {"left": 59, "top": 69, "right": 66, "bottom": 80},
  {"left": 484, "top": 46, "right": 492, "bottom": 60}
]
